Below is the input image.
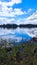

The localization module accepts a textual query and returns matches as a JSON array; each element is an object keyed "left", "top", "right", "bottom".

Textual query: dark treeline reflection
[{"left": 0, "top": 24, "right": 37, "bottom": 29}]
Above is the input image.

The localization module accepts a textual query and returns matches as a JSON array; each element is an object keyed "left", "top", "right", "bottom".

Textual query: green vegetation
[{"left": 0, "top": 39, "right": 37, "bottom": 65}]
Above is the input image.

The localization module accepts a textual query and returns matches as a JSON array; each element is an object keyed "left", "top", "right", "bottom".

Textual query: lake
[{"left": 0, "top": 28, "right": 37, "bottom": 43}]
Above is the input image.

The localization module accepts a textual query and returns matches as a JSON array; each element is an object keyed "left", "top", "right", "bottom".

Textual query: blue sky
[
  {"left": 0, "top": 0, "right": 37, "bottom": 24},
  {"left": 12, "top": 0, "right": 37, "bottom": 11}
]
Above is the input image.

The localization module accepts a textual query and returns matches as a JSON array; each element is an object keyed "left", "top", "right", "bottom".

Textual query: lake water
[{"left": 0, "top": 28, "right": 37, "bottom": 43}]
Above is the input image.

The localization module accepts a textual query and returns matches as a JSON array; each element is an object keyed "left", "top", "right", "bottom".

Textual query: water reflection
[{"left": 0, "top": 28, "right": 37, "bottom": 43}]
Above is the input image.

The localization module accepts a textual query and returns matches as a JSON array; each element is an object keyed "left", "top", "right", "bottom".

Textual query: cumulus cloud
[
  {"left": 0, "top": 0, "right": 26, "bottom": 24},
  {"left": 0, "top": 0, "right": 25, "bottom": 17},
  {"left": 0, "top": 0, "right": 24, "bottom": 17},
  {"left": 14, "top": 8, "right": 25, "bottom": 15},
  {"left": 0, "top": 0, "right": 36, "bottom": 25}
]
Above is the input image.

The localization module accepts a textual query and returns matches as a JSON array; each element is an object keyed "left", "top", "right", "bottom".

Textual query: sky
[{"left": 0, "top": 0, "right": 37, "bottom": 24}]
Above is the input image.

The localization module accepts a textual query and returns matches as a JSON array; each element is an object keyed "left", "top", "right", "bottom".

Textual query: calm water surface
[{"left": 0, "top": 28, "right": 37, "bottom": 43}]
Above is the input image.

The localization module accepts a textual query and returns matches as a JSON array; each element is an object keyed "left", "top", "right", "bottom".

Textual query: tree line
[{"left": 0, "top": 24, "right": 37, "bottom": 29}]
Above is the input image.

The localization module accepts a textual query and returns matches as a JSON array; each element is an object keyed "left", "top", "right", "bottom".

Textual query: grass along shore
[{"left": 0, "top": 37, "right": 37, "bottom": 65}]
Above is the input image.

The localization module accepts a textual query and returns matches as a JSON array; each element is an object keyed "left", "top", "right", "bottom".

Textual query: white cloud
[
  {"left": 14, "top": 8, "right": 25, "bottom": 15},
  {"left": 0, "top": 0, "right": 25, "bottom": 17},
  {"left": 0, "top": 0, "right": 36, "bottom": 25},
  {"left": 0, "top": 0, "right": 22, "bottom": 6},
  {"left": 27, "top": 8, "right": 33, "bottom": 13},
  {"left": 0, "top": 0, "right": 27, "bottom": 24},
  {"left": 0, "top": 0, "right": 24, "bottom": 17},
  {"left": 0, "top": 17, "right": 16, "bottom": 24},
  {"left": 25, "top": 10, "right": 37, "bottom": 24},
  {"left": 0, "top": 7, "right": 25, "bottom": 17},
  {"left": 17, "top": 10, "right": 37, "bottom": 25}
]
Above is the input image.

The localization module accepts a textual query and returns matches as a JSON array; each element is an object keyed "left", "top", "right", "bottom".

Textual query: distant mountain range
[{"left": 0, "top": 24, "right": 37, "bottom": 29}]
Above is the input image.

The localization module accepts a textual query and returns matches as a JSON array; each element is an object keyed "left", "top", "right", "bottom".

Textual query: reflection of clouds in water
[
  {"left": 0, "top": 28, "right": 15, "bottom": 35},
  {"left": 0, "top": 35, "right": 31, "bottom": 43},
  {"left": 28, "top": 28, "right": 37, "bottom": 37},
  {"left": 0, "top": 35, "right": 23, "bottom": 43},
  {"left": 0, "top": 28, "right": 26, "bottom": 35},
  {"left": 0, "top": 28, "right": 37, "bottom": 37},
  {"left": 0, "top": 28, "right": 32, "bottom": 43}
]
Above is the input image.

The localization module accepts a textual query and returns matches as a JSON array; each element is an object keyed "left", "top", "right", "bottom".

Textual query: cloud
[
  {"left": 0, "top": 0, "right": 22, "bottom": 6},
  {"left": 0, "top": 0, "right": 35, "bottom": 25},
  {"left": 0, "top": 0, "right": 25, "bottom": 17},
  {"left": 16, "top": 10, "right": 37, "bottom": 25},
  {"left": 27, "top": 8, "right": 33, "bottom": 13},
  {"left": 0, "top": 0, "right": 27, "bottom": 24},
  {"left": 0, "top": 8, "right": 36, "bottom": 24},
  {"left": 25, "top": 10, "right": 37, "bottom": 24},
  {"left": 0, "top": 17, "right": 16, "bottom": 24},
  {"left": 0, "top": 4, "right": 25, "bottom": 17},
  {"left": 14, "top": 8, "right": 25, "bottom": 15},
  {"left": 0, "top": 7, "right": 26, "bottom": 24}
]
